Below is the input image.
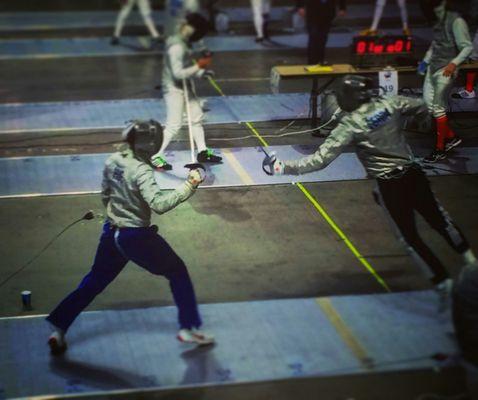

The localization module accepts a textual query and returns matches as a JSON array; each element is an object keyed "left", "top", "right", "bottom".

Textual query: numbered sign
[{"left": 379, "top": 68, "right": 398, "bottom": 97}]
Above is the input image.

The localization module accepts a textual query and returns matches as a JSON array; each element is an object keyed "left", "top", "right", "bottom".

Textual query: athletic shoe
[
  {"left": 452, "top": 89, "right": 476, "bottom": 99},
  {"left": 110, "top": 37, "right": 119, "bottom": 46},
  {"left": 150, "top": 155, "right": 173, "bottom": 171},
  {"left": 403, "top": 27, "right": 411, "bottom": 36},
  {"left": 423, "top": 150, "right": 446, "bottom": 163},
  {"left": 435, "top": 278, "right": 453, "bottom": 313},
  {"left": 359, "top": 28, "right": 378, "bottom": 36},
  {"left": 255, "top": 37, "right": 264, "bottom": 43},
  {"left": 177, "top": 328, "right": 215, "bottom": 346},
  {"left": 150, "top": 36, "right": 163, "bottom": 49},
  {"left": 48, "top": 331, "right": 67, "bottom": 355},
  {"left": 444, "top": 137, "right": 462, "bottom": 152},
  {"left": 197, "top": 149, "right": 222, "bottom": 164}
]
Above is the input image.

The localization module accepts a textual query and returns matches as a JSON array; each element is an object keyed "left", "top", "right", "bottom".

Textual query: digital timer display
[
  {"left": 351, "top": 35, "right": 414, "bottom": 67},
  {"left": 353, "top": 36, "right": 412, "bottom": 55}
]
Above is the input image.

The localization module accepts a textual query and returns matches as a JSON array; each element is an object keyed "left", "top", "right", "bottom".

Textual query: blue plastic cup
[{"left": 21, "top": 290, "right": 31, "bottom": 309}]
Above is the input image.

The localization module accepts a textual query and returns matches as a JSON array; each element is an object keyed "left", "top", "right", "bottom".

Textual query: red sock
[
  {"left": 435, "top": 115, "right": 454, "bottom": 150},
  {"left": 466, "top": 72, "right": 477, "bottom": 93}
]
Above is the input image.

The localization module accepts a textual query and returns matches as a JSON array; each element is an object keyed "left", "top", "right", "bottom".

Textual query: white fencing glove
[
  {"left": 187, "top": 168, "right": 206, "bottom": 188},
  {"left": 262, "top": 151, "right": 285, "bottom": 175}
]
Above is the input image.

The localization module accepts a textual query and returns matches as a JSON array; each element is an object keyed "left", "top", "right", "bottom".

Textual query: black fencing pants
[{"left": 376, "top": 166, "right": 470, "bottom": 284}]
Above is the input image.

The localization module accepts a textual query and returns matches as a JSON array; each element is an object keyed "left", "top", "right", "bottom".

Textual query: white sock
[{"left": 192, "top": 125, "right": 207, "bottom": 153}]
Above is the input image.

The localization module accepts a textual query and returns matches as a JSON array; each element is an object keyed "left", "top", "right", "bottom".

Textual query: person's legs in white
[
  {"left": 114, "top": 0, "right": 136, "bottom": 38},
  {"left": 370, "top": 0, "right": 387, "bottom": 31},
  {"left": 189, "top": 98, "right": 207, "bottom": 153},
  {"left": 137, "top": 0, "right": 160, "bottom": 38},
  {"left": 250, "top": 0, "right": 264, "bottom": 39}
]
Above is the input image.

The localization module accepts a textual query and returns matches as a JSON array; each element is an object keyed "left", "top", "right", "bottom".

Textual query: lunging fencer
[
  {"left": 360, "top": 0, "right": 410, "bottom": 36},
  {"left": 250, "top": 0, "right": 271, "bottom": 42},
  {"left": 47, "top": 120, "right": 214, "bottom": 355},
  {"left": 151, "top": 13, "right": 222, "bottom": 170},
  {"left": 418, "top": 0, "right": 473, "bottom": 163},
  {"left": 263, "top": 75, "right": 477, "bottom": 306},
  {"left": 111, "top": 0, "right": 161, "bottom": 45}
]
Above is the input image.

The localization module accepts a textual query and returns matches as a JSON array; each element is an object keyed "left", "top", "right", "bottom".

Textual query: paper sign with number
[{"left": 379, "top": 69, "right": 398, "bottom": 97}]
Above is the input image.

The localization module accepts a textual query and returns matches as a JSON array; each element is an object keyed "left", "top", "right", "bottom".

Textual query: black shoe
[
  {"left": 444, "top": 137, "right": 462, "bottom": 152},
  {"left": 255, "top": 36, "right": 264, "bottom": 43},
  {"left": 423, "top": 150, "right": 446, "bottom": 163},
  {"left": 110, "top": 37, "right": 119, "bottom": 45},
  {"left": 197, "top": 149, "right": 222, "bottom": 163},
  {"left": 150, "top": 36, "right": 163, "bottom": 49}
]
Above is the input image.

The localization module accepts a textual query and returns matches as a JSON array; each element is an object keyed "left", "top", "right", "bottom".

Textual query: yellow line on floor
[
  {"left": 296, "top": 182, "right": 391, "bottom": 292},
  {"left": 222, "top": 148, "right": 255, "bottom": 185},
  {"left": 316, "top": 298, "right": 374, "bottom": 370},
  {"left": 206, "top": 77, "right": 390, "bottom": 292}
]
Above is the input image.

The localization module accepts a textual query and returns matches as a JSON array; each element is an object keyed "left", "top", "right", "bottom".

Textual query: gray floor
[
  {"left": 0, "top": 291, "right": 459, "bottom": 399},
  {"left": 1, "top": 2, "right": 477, "bottom": 398}
]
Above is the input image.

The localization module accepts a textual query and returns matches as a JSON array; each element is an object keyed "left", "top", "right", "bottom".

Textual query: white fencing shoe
[
  {"left": 435, "top": 278, "right": 453, "bottom": 313},
  {"left": 177, "top": 328, "right": 215, "bottom": 346},
  {"left": 48, "top": 331, "right": 67, "bottom": 355}
]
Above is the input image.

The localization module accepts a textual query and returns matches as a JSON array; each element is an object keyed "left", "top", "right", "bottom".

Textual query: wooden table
[{"left": 270, "top": 62, "right": 478, "bottom": 128}]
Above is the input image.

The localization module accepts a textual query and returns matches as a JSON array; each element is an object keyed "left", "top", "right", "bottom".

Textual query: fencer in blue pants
[
  {"left": 47, "top": 223, "right": 201, "bottom": 333},
  {"left": 47, "top": 119, "right": 214, "bottom": 355}
]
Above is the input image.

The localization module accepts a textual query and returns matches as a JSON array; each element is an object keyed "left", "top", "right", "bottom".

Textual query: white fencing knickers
[
  {"left": 423, "top": 66, "right": 456, "bottom": 118},
  {"left": 157, "top": 87, "right": 207, "bottom": 157},
  {"left": 114, "top": 0, "right": 160, "bottom": 39},
  {"left": 371, "top": 0, "right": 408, "bottom": 30},
  {"left": 250, "top": 0, "right": 271, "bottom": 39}
]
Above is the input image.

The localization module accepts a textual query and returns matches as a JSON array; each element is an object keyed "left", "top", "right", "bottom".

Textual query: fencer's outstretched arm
[
  {"left": 168, "top": 44, "right": 204, "bottom": 80},
  {"left": 135, "top": 163, "right": 196, "bottom": 214},
  {"left": 283, "top": 120, "right": 355, "bottom": 175},
  {"left": 450, "top": 18, "right": 473, "bottom": 66},
  {"left": 393, "top": 95, "right": 428, "bottom": 116}
]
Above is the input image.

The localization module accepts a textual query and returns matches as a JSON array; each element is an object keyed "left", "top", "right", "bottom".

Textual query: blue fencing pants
[{"left": 47, "top": 222, "right": 202, "bottom": 333}]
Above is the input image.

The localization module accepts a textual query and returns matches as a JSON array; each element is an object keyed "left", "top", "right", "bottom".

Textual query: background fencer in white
[
  {"left": 111, "top": 0, "right": 160, "bottom": 44},
  {"left": 250, "top": 0, "right": 271, "bottom": 42},
  {"left": 361, "top": 0, "right": 410, "bottom": 35},
  {"left": 151, "top": 14, "right": 222, "bottom": 170}
]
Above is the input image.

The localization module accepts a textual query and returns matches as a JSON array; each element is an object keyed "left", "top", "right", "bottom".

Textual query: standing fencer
[
  {"left": 418, "top": 0, "right": 472, "bottom": 163},
  {"left": 296, "top": 0, "right": 346, "bottom": 65},
  {"left": 151, "top": 13, "right": 222, "bottom": 170},
  {"left": 251, "top": 0, "right": 271, "bottom": 42},
  {"left": 360, "top": 0, "right": 410, "bottom": 36},
  {"left": 111, "top": 0, "right": 161, "bottom": 45},
  {"left": 453, "top": 0, "right": 478, "bottom": 99},
  {"left": 47, "top": 120, "right": 214, "bottom": 355},
  {"left": 263, "top": 75, "right": 477, "bottom": 305}
]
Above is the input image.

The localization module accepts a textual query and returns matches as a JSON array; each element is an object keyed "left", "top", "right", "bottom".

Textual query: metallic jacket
[
  {"left": 424, "top": 6, "right": 472, "bottom": 73},
  {"left": 101, "top": 149, "right": 195, "bottom": 227},
  {"left": 283, "top": 96, "right": 426, "bottom": 179}
]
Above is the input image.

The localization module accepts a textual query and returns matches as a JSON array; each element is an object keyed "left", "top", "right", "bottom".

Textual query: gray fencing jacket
[
  {"left": 101, "top": 148, "right": 195, "bottom": 227},
  {"left": 162, "top": 35, "right": 204, "bottom": 92},
  {"left": 283, "top": 96, "right": 427, "bottom": 179},
  {"left": 423, "top": 5, "right": 472, "bottom": 73}
]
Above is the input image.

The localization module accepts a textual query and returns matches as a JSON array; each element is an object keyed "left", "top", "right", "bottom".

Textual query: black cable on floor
[{"left": 0, "top": 211, "right": 95, "bottom": 290}]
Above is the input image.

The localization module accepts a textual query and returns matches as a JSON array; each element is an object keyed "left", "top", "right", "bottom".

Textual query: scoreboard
[{"left": 352, "top": 35, "right": 414, "bottom": 68}]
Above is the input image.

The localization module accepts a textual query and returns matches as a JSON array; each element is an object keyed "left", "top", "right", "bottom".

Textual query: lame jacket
[
  {"left": 101, "top": 149, "right": 195, "bottom": 227},
  {"left": 283, "top": 96, "right": 426, "bottom": 179}
]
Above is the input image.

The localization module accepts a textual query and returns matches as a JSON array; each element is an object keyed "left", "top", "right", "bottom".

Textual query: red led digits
[
  {"left": 357, "top": 40, "right": 367, "bottom": 54},
  {"left": 373, "top": 44, "right": 384, "bottom": 54},
  {"left": 394, "top": 39, "right": 404, "bottom": 52}
]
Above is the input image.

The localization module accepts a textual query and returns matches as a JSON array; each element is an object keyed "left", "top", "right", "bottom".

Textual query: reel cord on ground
[{"left": 0, "top": 211, "right": 95, "bottom": 290}]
